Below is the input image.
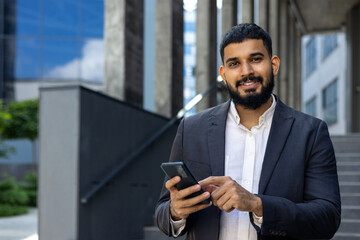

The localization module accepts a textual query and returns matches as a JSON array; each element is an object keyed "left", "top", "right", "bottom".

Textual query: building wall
[{"left": 301, "top": 33, "right": 347, "bottom": 134}]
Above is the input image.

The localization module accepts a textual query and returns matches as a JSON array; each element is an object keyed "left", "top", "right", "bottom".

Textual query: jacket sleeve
[
  {"left": 253, "top": 121, "right": 341, "bottom": 239},
  {"left": 155, "top": 119, "right": 187, "bottom": 237}
]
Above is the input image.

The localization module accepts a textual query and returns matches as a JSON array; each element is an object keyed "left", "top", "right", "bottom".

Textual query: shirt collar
[{"left": 229, "top": 94, "right": 277, "bottom": 127}]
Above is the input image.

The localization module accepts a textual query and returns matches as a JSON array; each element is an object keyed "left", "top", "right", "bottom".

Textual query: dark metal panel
[{"left": 78, "top": 87, "right": 178, "bottom": 240}]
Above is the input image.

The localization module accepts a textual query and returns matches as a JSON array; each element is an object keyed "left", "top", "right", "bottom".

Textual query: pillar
[
  {"left": 104, "top": 0, "right": 144, "bottom": 107},
  {"left": 294, "top": 26, "right": 302, "bottom": 110},
  {"left": 154, "top": 0, "right": 183, "bottom": 118},
  {"left": 346, "top": 3, "right": 360, "bottom": 132},
  {"left": 241, "top": 0, "right": 254, "bottom": 23},
  {"left": 220, "top": 0, "right": 238, "bottom": 103},
  {"left": 287, "top": 12, "right": 295, "bottom": 108},
  {"left": 222, "top": 0, "right": 238, "bottom": 35},
  {"left": 268, "top": 0, "right": 280, "bottom": 95},
  {"left": 196, "top": 0, "right": 217, "bottom": 111},
  {"left": 258, "top": 0, "right": 268, "bottom": 31},
  {"left": 278, "top": 0, "right": 288, "bottom": 103}
]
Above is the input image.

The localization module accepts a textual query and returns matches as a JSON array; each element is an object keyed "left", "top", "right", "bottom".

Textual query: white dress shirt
[
  {"left": 171, "top": 95, "right": 276, "bottom": 239},
  {"left": 219, "top": 95, "right": 276, "bottom": 240}
]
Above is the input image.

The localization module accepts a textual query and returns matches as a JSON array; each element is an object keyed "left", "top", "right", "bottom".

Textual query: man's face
[{"left": 219, "top": 39, "right": 280, "bottom": 109}]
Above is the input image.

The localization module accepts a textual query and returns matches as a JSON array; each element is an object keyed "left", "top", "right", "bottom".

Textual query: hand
[
  {"left": 165, "top": 176, "right": 212, "bottom": 220},
  {"left": 199, "top": 176, "right": 262, "bottom": 216}
]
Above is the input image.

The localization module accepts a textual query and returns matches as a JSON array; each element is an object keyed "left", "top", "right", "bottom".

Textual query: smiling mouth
[
  {"left": 236, "top": 76, "right": 263, "bottom": 88},
  {"left": 240, "top": 80, "right": 258, "bottom": 86}
]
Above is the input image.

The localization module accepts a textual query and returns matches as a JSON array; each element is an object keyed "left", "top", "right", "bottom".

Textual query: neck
[{"left": 235, "top": 96, "right": 273, "bottom": 130}]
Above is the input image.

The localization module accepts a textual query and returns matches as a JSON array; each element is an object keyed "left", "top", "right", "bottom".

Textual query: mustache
[{"left": 235, "top": 76, "right": 263, "bottom": 88}]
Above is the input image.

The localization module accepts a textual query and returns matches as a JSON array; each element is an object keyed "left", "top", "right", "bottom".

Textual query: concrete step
[
  {"left": 338, "top": 171, "right": 360, "bottom": 182},
  {"left": 342, "top": 205, "right": 360, "bottom": 219},
  {"left": 337, "top": 162, "right": 360, "bottom": 172},
  {"left": 331, "top": 135, "right": 360, "bottom": 153},
  {"left": 341, "top": 193, "right": 360, "bottom": 205},
  {"left": 332, "top": 232, "right": 360, "bottom": 240},
  {"left": 143, "top": 226, "right": 185, "bottom": 240},
  {"left": 339, "top": 182, "right": 360, "bottom": 192},
  {"left": 336, "top": 219, "right": 360, "bottom": 234},
  {"left": 336, "top": 153, "right": 360, "bottom": 162}
]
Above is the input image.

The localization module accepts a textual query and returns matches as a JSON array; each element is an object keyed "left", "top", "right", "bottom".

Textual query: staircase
[{"left": 332, "top": 134, "right": 360, "bottom": 240}]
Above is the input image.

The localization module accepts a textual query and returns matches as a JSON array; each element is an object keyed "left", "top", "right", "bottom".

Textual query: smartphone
[{"left": 160, "top": 162, "right": 210, "bottom": 204}]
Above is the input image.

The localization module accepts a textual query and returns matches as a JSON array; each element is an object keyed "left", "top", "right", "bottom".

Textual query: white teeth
[{"left": 243, "top": 81, "right": 255, "bottom": 86}]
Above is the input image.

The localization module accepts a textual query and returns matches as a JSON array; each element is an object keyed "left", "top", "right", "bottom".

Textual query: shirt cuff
[
  {"left": 170, "top": 217, "right": 187, "bottom": 237},
  {"left": 253, "top": 212, "right": 263, "bottom": 228}
]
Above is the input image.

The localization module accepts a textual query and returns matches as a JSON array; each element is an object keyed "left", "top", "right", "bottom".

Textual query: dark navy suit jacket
[{"left": 155, "top": 96, "right": 341, "bottom": 240}]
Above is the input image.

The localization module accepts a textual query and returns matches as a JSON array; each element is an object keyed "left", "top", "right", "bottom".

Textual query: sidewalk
[{"left": 0, "top": 208, "right": 38, "bottom": 240}]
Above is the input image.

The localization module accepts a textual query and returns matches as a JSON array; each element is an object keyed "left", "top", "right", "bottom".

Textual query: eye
[
  {"left": 228, "top": 62, "right": 239, "bottom": 67},
  {"left": 252, "top": 57, "right": 262, "bottom": 62}
]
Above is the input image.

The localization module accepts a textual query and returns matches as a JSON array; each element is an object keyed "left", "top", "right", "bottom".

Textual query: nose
[{"left": 240, "top": 61, "right": 254, "bottom": 78}]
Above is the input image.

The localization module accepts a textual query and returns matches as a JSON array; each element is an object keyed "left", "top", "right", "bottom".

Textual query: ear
[
  {"left": 219, "top": 65, "right": 227, "bottom": 85},
  {"left": 271, "top": 55, "right": 280, "bottom": 76}
]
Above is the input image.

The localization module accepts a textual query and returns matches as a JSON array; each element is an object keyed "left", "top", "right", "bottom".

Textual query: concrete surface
[{"left": 0, "top": 208, "right": 37, "bottom": 240}]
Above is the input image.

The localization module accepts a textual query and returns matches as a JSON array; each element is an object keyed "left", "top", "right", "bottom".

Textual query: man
[{"left": 155, "top": 23, "right": 341, "bottom": 240}]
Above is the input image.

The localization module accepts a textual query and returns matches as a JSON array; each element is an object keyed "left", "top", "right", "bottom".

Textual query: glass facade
[
  {"left": 322, "top": 79, "right": 338, "bottom": 125},
  {"left": 305, "top": 37, "right": 316, "bottom": 77},
  {"left": 305, "top": 97, "right": 317, "bottom": 117},
  {"left": 322, "top": 34, "right": 337, "bottom": 59},
  {"left": 1, "top": 0, "right": 104, "bottom": 83}
]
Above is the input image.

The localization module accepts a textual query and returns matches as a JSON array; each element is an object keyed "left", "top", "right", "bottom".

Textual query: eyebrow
[
  {"left": 225, "top": 57, "right": 238, "bottom": 64},
  {"left": 225, "top": 52, "right": 265, "bottom": 64},
  {"left": 250, "top": 52, "right": 264, "bottom": 57}
]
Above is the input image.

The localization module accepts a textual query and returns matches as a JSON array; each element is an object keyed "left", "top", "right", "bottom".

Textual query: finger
[
  {"left": 215, "top": 192, "right": 232, "bottom": 209},
  {"left": 175, "top": 184, "right": 202, "bottom": 200},
  {"left": 175, "top": 201, "right": 212, "bottom": 218},
  {"left": 181, "top": 191, "right": 211, "bottom": 207},
  {"left": 165, "top": 176, "right": 181, "bottom": 191},
  {"left": 199, "top": 176, "right": 231, "bottom": 187}
]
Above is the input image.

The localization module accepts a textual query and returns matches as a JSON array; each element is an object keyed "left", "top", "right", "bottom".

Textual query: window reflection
[
  {"left": 15, "top": 38, "right": 40, "bottom": 79},
  {"left": 42, "top": 0, "right": 80, "bottom": 37},
  {"left": 0, "top": 0, "right": 105, "bottom": 82},
  {"left": 42, "top": 40, "right": 80, "bottom": 80},
  {"left": 16, "top": 0, "right": 40, "bottom": 36}
]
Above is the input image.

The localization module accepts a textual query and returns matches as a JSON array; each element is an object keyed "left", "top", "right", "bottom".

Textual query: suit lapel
[
  {"left": 258, "top": 97, "right": 295, "bottom": 194},
  {"left": 207, "top": 101, "right": 230, "bottom": 176}
]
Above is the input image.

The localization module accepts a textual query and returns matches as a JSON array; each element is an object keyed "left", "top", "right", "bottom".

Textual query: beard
[{"left": 225, "top": 72, "right": 275, "bottom": 110}]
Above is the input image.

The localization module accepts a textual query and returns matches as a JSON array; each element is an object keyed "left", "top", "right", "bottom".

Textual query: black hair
[{"left": 220, "top": 23, "right": 272, "bottom": 63}]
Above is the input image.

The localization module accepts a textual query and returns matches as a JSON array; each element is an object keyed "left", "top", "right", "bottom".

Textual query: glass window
[
  {"left": 42, "top": 0, "right": 80, "bottom": 37},
  {"left": 323, "top": 34, "right": 337, "bottom": 59},
  {"left": 184, "top": 22, "right": 196, "bottom": 32},
  {"left": 306, "top": 37, "right": 317, "bottom": 77},
  {"left": 15, "top": 38, "right": 40, "bottom": 79},
  {"left": 305, "top": 97, "right": 317, "bottom": 117},
  {"left": 16, "top": 0, "right": 40, "bottom": 36},
  {"left": 82, "top": 0, "right": 104, "bottom": 38},
  {"left": 42, "top": 40, "right": 81, "bottom": 80},
  {"left": 322, "top": 79, "right": 338, "bottom": 125},
  {"left": 79, "top": 39, "right": 104, "bottom": 82}
]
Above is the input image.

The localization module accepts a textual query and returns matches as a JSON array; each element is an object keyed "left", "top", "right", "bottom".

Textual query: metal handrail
[{"left": 81, "top": 80, "right": 220, "bottom": 204}]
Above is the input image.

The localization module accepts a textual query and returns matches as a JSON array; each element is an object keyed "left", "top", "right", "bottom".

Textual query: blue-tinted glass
[
  {"left": 184, "top": 45, "right": 192, "bottom": 55},
  {"left": 43, "top": 0, "right": 80, "bottom": 37},
  {"left": 322, "top": 80, "right": 337, "bottom": 125},
  {"left": 79, "top": 39, "right": 104, "bottom": 82},
  {"left": 42, "top": 40, "right": 80, "bottom": 80},
  {"left": 16, "top": 0, "right": 40, "bottom": 36},
  {"left": 184, "top": 22, "right": 196, "bottom": 32},
  {"left": 15, "top": 38, "right": 40, "bottom": 79},
  {"left": 82, "top": 0, "right": 104, "bottom": 38}
]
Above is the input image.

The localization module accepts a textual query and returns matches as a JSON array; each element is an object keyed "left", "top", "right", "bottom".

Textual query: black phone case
[{"left": 160, "top": 162, "right": 210, "bottom": 204}]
